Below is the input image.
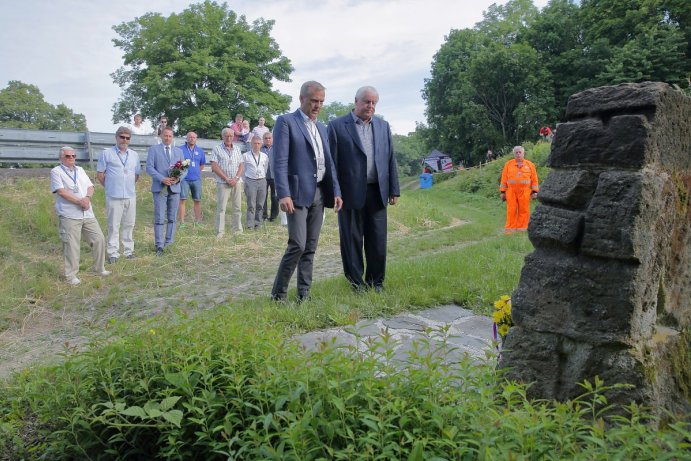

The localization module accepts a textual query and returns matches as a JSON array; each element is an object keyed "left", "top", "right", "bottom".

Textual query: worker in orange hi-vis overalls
[{"left": 499, "top": 145, "right": 539, "bottom": 233}]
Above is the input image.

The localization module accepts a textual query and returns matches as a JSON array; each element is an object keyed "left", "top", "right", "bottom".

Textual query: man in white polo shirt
[{"left": 50, "top": 146, "right": 110, "bottom": 285}]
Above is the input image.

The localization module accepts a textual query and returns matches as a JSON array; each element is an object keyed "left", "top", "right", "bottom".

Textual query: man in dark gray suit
[
  {"left": 271, "top": 81, "right": 343, "bottom": 302},
  {"left": 146, "top": 126, "right": 185, "bottom": 256},
  {"left": 327, "top": 86, "right": 400, "bottom": 292}
]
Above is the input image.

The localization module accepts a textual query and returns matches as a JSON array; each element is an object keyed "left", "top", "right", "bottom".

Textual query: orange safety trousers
[
  {"left": 500, "top": 159, "right": 538, "bottom": 232},
  {"left": 504, "top": 186, "right": 532, "bottom": 231}
]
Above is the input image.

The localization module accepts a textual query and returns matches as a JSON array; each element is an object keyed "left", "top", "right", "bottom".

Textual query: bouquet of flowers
[
  {"left": 169, "top": 159, "right": 191, "bottom": 180},
  {"left": 492, "top": 295, "right": 513, "bottom": 349}
]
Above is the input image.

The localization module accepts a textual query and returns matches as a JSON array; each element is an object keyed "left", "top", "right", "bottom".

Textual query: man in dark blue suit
[
  {"left": 271, "top": 81, "right": 343, "bottom": 302},
  {"left": 146, "top": 126, "right": 185, "bottom": 256},
  {"left": 327, "top": 86, "right": 400, "bottom": 292}
]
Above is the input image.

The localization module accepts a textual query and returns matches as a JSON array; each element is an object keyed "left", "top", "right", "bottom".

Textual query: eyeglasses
[
  {"left": 119, "top": 135, "right": 131, "bottom": 140},
  {"left": 63, "top": 154, "right": 76, "bottom": 158}
]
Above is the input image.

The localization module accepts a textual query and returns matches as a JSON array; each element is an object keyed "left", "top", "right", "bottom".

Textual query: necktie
[{"left": 165, "top": 146, "right": 170, "bottom": 163}]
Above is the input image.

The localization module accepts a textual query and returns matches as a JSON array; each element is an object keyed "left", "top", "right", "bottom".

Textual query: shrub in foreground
[{"left": 0, "top": 311, "right": 689, "bottom": 460}]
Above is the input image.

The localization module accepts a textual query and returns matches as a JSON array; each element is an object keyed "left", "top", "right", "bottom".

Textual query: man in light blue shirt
[{"left": 97, "top": 126, "right": 141, "bottom": 263}]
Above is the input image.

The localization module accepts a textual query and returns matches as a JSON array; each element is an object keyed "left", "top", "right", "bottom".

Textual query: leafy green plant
[{"left": 1, "top": 319, "right": 689, "bottom": 460}]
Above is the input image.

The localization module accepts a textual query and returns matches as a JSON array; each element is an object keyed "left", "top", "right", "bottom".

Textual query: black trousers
[
  {"left": 263, "top": 178, "right": 278, "bottom": 220},
  {"left": 338, "top": 183, "right": 387, "bottom": 288}
]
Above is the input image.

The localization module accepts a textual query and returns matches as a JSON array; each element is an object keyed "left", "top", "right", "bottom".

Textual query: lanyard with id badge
[{"left": 60, "top": 165, "right": 80, "bottom": 194}]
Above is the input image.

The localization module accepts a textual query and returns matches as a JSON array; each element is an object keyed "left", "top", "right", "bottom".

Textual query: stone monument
[{"left": 500, "top": 82, "right": 690, "bottom": 419}]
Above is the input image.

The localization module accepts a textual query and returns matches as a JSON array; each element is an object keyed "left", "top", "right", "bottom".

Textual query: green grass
[{"left": 0, "top": 151, "right": 688, "bottom": 459}]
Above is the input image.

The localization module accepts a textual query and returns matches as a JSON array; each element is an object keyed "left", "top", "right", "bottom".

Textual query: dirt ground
[
  {"left": 0, "top": 167, "right": 347, "bottom": 378},
  {"left": 0, "top": 241, "right": 345, "bottom": 379}
]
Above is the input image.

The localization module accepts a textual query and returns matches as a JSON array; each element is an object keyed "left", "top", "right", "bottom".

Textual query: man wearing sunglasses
[
  {"left": 50, "top": 146, "right": 110, "bottom": 285},
  {"left": 97, "top": 126, "right": 141, "bottom": 263}
]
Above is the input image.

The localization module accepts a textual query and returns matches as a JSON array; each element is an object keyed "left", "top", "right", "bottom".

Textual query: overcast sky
[{"left": 0, "top": 0, "right": 547, "bottom": 136}]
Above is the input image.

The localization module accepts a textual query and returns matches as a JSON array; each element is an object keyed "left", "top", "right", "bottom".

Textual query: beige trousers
[
  {"left": 58, "top": 216, "right": 106, "bottom": 279},
  {"left": 215, "top": 182, "right": 243, "bottom": 236}
]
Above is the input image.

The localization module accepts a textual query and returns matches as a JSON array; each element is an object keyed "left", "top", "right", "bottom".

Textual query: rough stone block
[
  {"left": 565, "top": 81, "right": 669, "bottom": 119},
  {"left": 580, "top": 171, "right": 643, "bottom": 261},
  {"left": 581, "top": 170, "right": 672, "bottom": 262},
  {"left": 537, "top": 169, "right": 598, "bottom": 209},
  {"left": 503, "top": 82, "right": 691, "bottom": 417},
  {"left": 512, "top": 250, "right": 639, "bottom": 344},
  {"left": 549, "top": 115, "right": 650, "bottom": 169},
  {"left": 528, "top": 204, "right": 584, "bottom": 249},
  {"left": 502, "top": 329, "right": 648, "bottom": 405},
  {"left": 499, "top": 328, "right": 561, "bottom": 396}
]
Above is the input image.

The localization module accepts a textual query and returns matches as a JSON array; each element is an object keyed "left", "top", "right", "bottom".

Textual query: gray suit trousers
[{"left": 271, "top": 186, "right": 324, "bottom": 298}]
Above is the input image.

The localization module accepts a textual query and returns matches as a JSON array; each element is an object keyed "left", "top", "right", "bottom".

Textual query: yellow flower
[
  {"left": 498, "top": 324, "right": 510, "bottom": 337},
  {"left": 494, "top": 300, "right": 505, "bottom": 309},
  {"left": 500, "top": 295, "right": 511, "bottom": 302},
  {"left": 492, "top": 311, "right": 503, "bottom": 323}
]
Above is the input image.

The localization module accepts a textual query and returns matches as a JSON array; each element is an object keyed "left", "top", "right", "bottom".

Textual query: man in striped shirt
[{"left": 209, "top": 127, "right": 245, "bottom": 237}]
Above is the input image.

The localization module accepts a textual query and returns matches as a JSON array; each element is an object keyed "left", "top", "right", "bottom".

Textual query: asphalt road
[{"left": 0, "top": 167, "right": 52, "bottom": 180}]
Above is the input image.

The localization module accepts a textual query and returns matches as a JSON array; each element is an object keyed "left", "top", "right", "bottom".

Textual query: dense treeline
[{"left": 421, "top": 0, "right": 691, "bottom": 166}]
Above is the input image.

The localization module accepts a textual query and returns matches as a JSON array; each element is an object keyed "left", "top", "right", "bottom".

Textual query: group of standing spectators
[
  {"left": 50, "top": 84, "right": 541, "bottom": 299},
  {"left": 50, "top": 82, "right": 403, "bottom": 302},
  {"left": 49, "top": 115, "right": 281, "bottom": 284}
]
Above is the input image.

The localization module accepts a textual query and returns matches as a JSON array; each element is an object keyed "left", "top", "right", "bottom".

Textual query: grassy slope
[
  {"left": 2, "top": 142, "right": 686, "bottom": 459},
  {"left": 0, "top": 150, "right": 538, "bottom": 371}
]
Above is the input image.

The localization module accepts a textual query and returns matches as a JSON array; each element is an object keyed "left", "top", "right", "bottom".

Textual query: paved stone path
[{"left": 295, "top": 305, "right": 496, "bottom": 364}]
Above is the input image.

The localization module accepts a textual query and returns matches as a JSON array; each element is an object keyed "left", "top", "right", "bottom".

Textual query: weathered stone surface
[
  {"left": 645, "top": 328, "right": 691, "bottom": 416},
  {"left": 452, "top": 315, "right": 493, "bottom": 337},
  {"left": 528, "top": 204, "right": 584, "bottom": 249},
  {"left": 512, "top": 250, "right": 640, "bottom": 344},
  {"left": 502, "top": 331, "right": 648, "bottom": 405},
  {"left": 549, "top": 115, "right": 650, "bottom": 169},
  {"left": 504, "top": 82, "right": 691, "bottom": 418},
  {"left": 351, "top": 319, "right": 383, "bottom": 336},
  {"left": 580, "top": 171, "right": 644, "bottom": 261},
  {"left": 537, "top": 169, "right": 598, "bottom": 209},
  {"left": 565, "top": 81, "right": 667, "bottom": 119},
  {"left": 296, "top": 330, "right": 357, "bottom": 353},
  {"left": 422, "top": 305, "right": 474, "bottom": 323},
  {"left": 581, "top": 170, "right": 674, "bottom": 262},
  {"left": 500, "top": 328, "right": 561, "bottom": 396},
  {"left": 383, "top": 314, "right": 428, "bottom": 331}
]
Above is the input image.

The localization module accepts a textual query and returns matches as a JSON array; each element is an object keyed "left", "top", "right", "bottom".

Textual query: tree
[
  {"left": 578, "top": 0, "right": 690, "bottom": 90},
  {"left": 423, "top": 0, "right": 560, "bottom": 166},
  {"left": 423, "top": 28, "right": 484, "bottom": 165},
  {"left": 597, "top": 26, "right": 688, "bottom": 85},
  {"left": 522, "top": 0, "right": 584, "bottom": 113},
  {"left": 317, "top": 101, "right": 354, "bottom": 124},
  {"left": 110, "top": 0, "right": 293, "bottom": 138},
  {"left": 476, "top": 0, "right": 540, "bottom": 45},
  {"left": 0, "top": 81, "right": 87, "bottom": 131},
  {"left": 393, "top": 129, "right": 427, "bottom": 176},
  {"left": 423, "top": 0, "right": 691, "bottom": 165}
]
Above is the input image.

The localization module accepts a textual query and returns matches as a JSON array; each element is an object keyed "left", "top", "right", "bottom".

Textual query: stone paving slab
[{"left": 294, "top": 305, "right": 495, "bottom": 363}]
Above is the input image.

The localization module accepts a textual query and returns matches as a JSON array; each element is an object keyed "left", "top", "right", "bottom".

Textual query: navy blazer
[
  {"left": 146, "top": 143, "right": 185, "bottom": 193},
  {"left": 271, "top": 110, "right": 341, "bottom": 208},
  {"left": 327, "top": 113, "right": 400, "bottom": 210}
]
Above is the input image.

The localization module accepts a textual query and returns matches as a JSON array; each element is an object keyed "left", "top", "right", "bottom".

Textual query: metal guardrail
[{"left": 0, "top": 128, "right": 222, "bottom": 167}]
